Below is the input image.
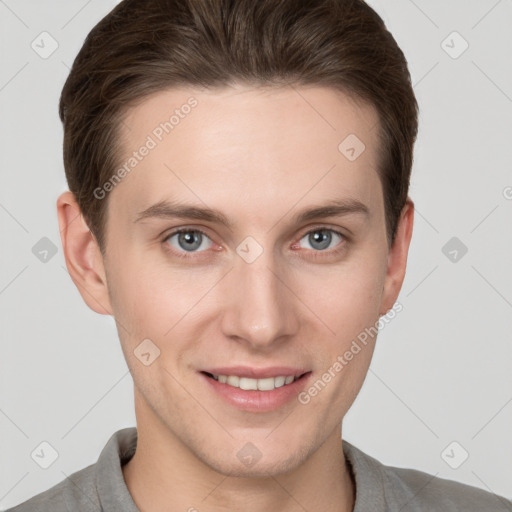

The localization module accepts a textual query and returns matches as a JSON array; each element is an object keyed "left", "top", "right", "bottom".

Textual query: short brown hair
[{"left": 59, "top": 0, "right": 418, "bottom": 252}]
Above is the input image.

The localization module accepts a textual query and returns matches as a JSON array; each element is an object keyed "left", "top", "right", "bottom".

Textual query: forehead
[{"left": 111, "top": 84, "right": 383, "bottom": 224}]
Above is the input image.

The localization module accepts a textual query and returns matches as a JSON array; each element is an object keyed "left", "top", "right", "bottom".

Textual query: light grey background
[{"left": 1, "top": 0, "right": 511, "bottom": 508}]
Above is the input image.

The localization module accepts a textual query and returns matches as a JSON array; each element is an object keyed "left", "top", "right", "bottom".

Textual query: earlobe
[
  {"left": 379, "top": 197, "right": 415, "bottom": 316},
  {"left": 57, "top": 191, "right": 113, "bottom": 315}
]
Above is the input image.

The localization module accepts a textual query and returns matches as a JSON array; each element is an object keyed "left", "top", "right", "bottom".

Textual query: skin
[{"left": 57, "top": 83, "right": 414, "bottom": 512}]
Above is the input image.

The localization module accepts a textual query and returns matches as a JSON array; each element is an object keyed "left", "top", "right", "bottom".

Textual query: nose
[{"left": 220, "top": 249, "right": 300, "bottom": 350}]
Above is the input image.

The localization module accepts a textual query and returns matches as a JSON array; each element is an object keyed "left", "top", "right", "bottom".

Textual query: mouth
[
  {"left": 199, "top": 369, "right": 312, "bottom": 412},
  {"left": 201, "top": 371, "right": 309, "bottom": 391}
]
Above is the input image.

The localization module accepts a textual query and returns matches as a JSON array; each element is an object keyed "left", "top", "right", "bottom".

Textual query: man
[{"left": 9, "top": 0, "right": 512, "bottom": 510}]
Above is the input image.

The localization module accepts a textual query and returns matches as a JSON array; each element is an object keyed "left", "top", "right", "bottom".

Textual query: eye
[
  {"left": 164, "top": 228, "right": 213, "bottom": 256},
  {"left": 162, "top": 226, "right": 347, "bottom": 260},
  {"left": 296, "top": 228, "right": 346, "bottom": 252}
]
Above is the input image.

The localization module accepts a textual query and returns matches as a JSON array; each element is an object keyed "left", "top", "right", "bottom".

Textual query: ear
[
  {"left": 57, "top": 191, "right": 113, "bottom": 315},
  {"left": 379, "top": 197, "right": 414, "bottom": 316}
]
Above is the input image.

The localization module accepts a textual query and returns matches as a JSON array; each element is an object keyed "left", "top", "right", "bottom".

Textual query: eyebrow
[{"left": 133, "top": 198, "right": 370, "bottom": 229}]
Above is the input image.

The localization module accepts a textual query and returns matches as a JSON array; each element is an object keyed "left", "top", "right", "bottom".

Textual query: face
[{"left": 91, "top": 84, "right": 408, "bottom": 476}]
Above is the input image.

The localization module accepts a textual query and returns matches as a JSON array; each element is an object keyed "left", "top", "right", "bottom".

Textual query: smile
[
  {"left": 200, "top": 370, "right": 312, "bottom": 412},
  {"left": 204, "top": 372, "right": 299, "bottom": 391}
]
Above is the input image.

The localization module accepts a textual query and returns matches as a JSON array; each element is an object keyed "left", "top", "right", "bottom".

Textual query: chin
[{"left": 197, "top": 442, "right": 311, "bottom": 478}]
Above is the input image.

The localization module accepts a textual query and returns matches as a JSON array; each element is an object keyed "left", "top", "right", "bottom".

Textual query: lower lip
[{"left": 200, "top": 372, "right": 312, "bottom": 412}]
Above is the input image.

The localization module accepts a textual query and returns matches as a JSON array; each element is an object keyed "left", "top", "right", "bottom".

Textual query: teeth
[
  {"left": 239, "top": 377, "right": 258, "bottom": 390},
  {"left": 211, "top": 374, "right": 299, "bottom": 391},
  {"left": 227, "top": 375, "right": 240, "bottom": 387},
  {"left": 274, "top": 376, "right": 286, "bottom": 388}
]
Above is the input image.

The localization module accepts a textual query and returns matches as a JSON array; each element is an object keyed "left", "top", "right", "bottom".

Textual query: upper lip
[{"left": 201, "top": 366, "right": 310, "bottom": 379}]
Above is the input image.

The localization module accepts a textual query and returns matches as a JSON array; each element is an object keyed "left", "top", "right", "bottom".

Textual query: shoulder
[
  {"left": 6, "top": 428, "right": 138, "bottom": 512},
  {"left": 382, "top": 463, "right": 512, "bottom": 511},
  {"left": 343, "top": 441, "right": 512, "bottom": 511},
  {"left": 6, "top": 464, "right": 98, "bottom": 512}
]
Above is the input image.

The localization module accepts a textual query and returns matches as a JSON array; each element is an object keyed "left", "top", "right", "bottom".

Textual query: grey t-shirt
[{"left": 7, "top": 427, "right": 512, "bottom": 511}]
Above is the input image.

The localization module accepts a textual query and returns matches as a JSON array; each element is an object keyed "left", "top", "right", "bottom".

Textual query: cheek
[
  {"left": 105, "top": 262, "right": 200, "bottom": 392},
  {"left": 106, "top": 256, "right": 219, "bottom": 344},
  {"left": 300, "top": 259, "right": 385, "bottom": 341}
]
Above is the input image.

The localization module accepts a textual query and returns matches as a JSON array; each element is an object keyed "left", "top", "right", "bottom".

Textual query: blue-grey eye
[
  {"left": 166, "top": 229, "right": 213, "bottom": 252},
  {"left": 300, "top": 229, "right": 343, "bottom": 251}
]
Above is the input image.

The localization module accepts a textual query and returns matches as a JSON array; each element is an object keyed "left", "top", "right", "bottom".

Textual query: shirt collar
[{"left": 96, "top": 427, "right": 140, "bottom": 511}]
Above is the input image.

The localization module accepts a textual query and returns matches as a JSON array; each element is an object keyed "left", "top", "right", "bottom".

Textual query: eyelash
[{"left": 162, "top": 226, "right": 348, "bottom": 261}]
